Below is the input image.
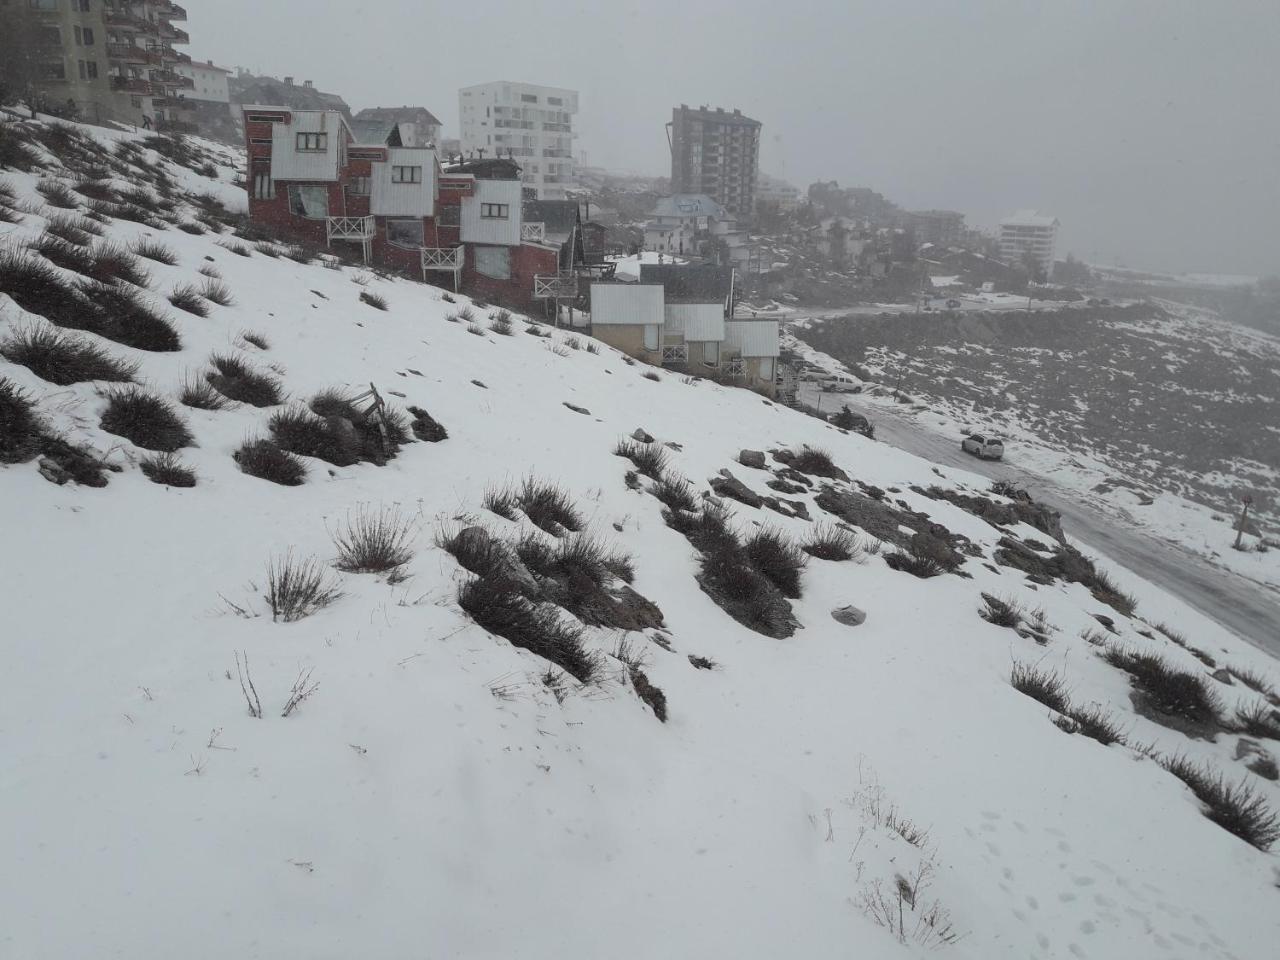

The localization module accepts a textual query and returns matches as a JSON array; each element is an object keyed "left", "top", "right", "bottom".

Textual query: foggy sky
[{"left": 192, "top": 0, "right": 1279, "bottom": 276}]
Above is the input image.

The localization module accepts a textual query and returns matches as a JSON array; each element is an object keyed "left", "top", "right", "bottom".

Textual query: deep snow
[{"left": 1, "top": 119, "right": 1279, "bottom": 960}]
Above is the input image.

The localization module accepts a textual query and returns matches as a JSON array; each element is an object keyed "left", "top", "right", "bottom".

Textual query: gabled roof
[
  {"left": 350, "top": 118, "right": 394, "bottom": 146},
  {"left": 353, "top": 106, "right": 442, "bottom": 127},
  {"left": 1001, "top": 209, "right": 1059, "bottom": 228},
  {"left": 444, "top": 156, "right": 522, "bottom": 180},
  {"left": 651, "top": 194, "right": 726, "bottom": 220},
  {"left": 639, "top": 263, "right": 734, "bottom": 305}
]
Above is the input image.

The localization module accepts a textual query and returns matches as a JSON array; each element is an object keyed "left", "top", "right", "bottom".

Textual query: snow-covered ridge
[{"left": 1, "top": 116, "right": 1278, "bottom": 959}]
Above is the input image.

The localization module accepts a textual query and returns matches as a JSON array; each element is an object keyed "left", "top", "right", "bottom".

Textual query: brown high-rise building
[{"left": 667, "top": 104, "right": 761, "bottom": 218}]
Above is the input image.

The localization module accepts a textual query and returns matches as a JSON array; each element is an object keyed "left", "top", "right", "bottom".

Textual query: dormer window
[{"left": 296, "top": 132, "right": 327, "bottom": 152}]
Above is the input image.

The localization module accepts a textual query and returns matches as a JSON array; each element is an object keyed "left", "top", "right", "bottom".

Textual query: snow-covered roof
[
  {"left": 589, "top": 282, "right": 664, "bottom": 326},
  {"left": 650, "top": 194, "right": 726, "bottom": 220},
  {"left": 723, "top": 319, "right": 780, "bottom": 357},
  {"left": 1001, "top": 209, "right": 1059, "bottom": 228}
]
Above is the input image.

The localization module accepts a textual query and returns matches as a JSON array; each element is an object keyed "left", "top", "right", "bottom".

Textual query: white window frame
[
  {"left": 348, "top": 176, "right": 370, "bottom": 197},
  {"left": 480, "top": 203, "right": 509, "bottom": 220},
  {"left": 391, "top": 165, "right": 422, "bottom": 184},
  {"left": 295, "top": 132, "right": 328, "bottom": 152},
  {"left": 287, "top": 184, "right": 329, "bottom": 220},
  {"left": 252, "top": 170, "right": 274, "bottom": 200}
]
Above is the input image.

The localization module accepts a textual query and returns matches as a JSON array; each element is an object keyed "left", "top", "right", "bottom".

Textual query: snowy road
[{"left": 804, "top": 386, "right": 1280, "bottom": 657}]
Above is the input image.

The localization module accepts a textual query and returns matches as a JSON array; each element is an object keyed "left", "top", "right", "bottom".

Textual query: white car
[
  {"left": 961, "top": 433, "right": 1005, "bottom": 460},
  {"left": 820, "top": 375, "right": 860, "bottom": 392}
]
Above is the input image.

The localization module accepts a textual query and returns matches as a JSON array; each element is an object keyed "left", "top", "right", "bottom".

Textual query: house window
[
  {"left": 39, "top": 61, "right": 67, "bottom": 81},
  {"left": 295, "top": 132, "right": 327, "bottom": 152},
  {"left": 253, "top": 170, "right": 274, "bottom": 200},
  {"left": 82, "top": 26, "right": 94, "bottom": 45},
  {"left": 437, "top": 204, "right": 460, "bottom": 227},
  {"left": 547, "top": 96, "right": 562, "bottom": 106},
  {"left": 386, "top": 219, "right": 424, "bottom": 248},
  {"left": 643, "top": 326, "right": 659, "bottom": 351},
  {"left": 74, "top": 26, "right": 82, "bottom": 44},
  {"left": 391, "top": 165, "right": 421, "bottom": 184},
  {"left": 31, "top": 0, "right": 59, "bottom": 10},
  {"left": 247, "top": 114, "right": 284, "bottom": 123},
  {"left": 474, "top": 246, "right": 511, "bottom": 280},
  {"left": 287, "top": 184, "right": 329, "bottom": 219},
  {"left": 76, "top": 60, "right": 97, "bottom": 79},
  {"left": 348, "top": 176, "right": 370, "bottom": 196},
  {"left": 520, "top": 93, "right": 537, "bottom": 103},
  {"left": 480, "top": 203, "right": 509, "bottom": 219}
]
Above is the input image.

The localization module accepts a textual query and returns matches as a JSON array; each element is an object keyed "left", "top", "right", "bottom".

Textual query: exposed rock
[
  {"left": 1236, "top": 739, "right": 1279, "bottom": 780},
  {"left": 738, "top": 449, "right": 766, "bottom": 469},
  {"left": 767, "top": 477, "right": 808, "bottom": 495},
  {"left": 1093, "top": 614, "right": 1117, "bottom": 633},
  {"left": 562, "top": 402, "right": 590, "bottom": 415},
  {"left": 688, "top": 655, "right": 715, "bottom": 670},
  {"left": 407, "top": 406, "right": 447, "bottom": 442},
  {"left": 710, "top": 472, "right": 763, "bottom": 509},
  {"left": 632, "top": 427, "right": 655, "bottom": 443},
  {"left": 765, "top": 497, "right": 811, "bottom": 521},
  {"left": 831, "top": 605, "right": 867, "bottom": 626},
  {"left": 471, "top": 379, "right": 487, "bottom": 388},
  {"left": 629, "top": 666, "right": 668, "bottom": 722},
  {"left": 816, "top": 487, "right": 970, "bottom": 572},
  {"left": 37, "top": 457, "right": 70, "bottom": 485},
  {"left": 1211, "top": 668, "right": 1234, "bottom": 685},
  {"left": 917, "top": 484, "right": 1065, "bottom": 544}
]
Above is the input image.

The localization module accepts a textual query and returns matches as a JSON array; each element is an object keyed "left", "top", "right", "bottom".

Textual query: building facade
[
  {"left": 242, "top": 106, "right": 559, "bottom": 307},
  {"left": 667, "top": 104, "right": 761, "bottom": 218},
  {"left": 8, "top": 0, "right": 194, "bottom": 130},
  {"left": 174, "top": 58, "right": 229, "bottom": 103},
  {"left": 904, "top": 209, "right": 965, "bottom": 246},
  {"left": 458, "top": 81, "right": 578, "bottom": 200},
  {"left": 999, "top": 209, "right": 1059, "bottom": 278},
  {"left": 352, "top": 107, "right": 442, "bottom": 149}
]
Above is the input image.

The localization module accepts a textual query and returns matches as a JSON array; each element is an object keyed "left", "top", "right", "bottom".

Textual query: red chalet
[{"left": 242, "top": 105, "right": 565, "bottom": 307}]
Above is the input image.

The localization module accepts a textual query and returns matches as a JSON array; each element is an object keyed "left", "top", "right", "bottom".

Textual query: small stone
[
  {"left": 710, "top": 473, "right": 763, "bottom": 509},
  {"left": 37, "top": 457, "right": 70, "bottom": 485},
  {"left": 739, "top": 449, "right": 766, "bottom": 469},
  {"left": 563, "top": 402, "right": 590, "bottom": 415},
  {"left": 831, "top": 605, "right": 867, "bottom": 627},
  {"left": 1211, "top": 668, "right": 1234, "bottom": 685},
  {"left": 632, "top": 428, "right": 655, "bottom": 443}
]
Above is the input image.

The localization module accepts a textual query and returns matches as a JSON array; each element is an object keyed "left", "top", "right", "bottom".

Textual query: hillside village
[{"left": 1, "top": 6, "right": 1279, "bottom": 960}]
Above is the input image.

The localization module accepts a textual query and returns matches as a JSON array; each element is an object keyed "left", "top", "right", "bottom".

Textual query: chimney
[
  {"left": 284, "top": 76, "right": 294, "bottom": 86},
  {"left": 304, "top": 80, "right": 313, "bottom": 89}
]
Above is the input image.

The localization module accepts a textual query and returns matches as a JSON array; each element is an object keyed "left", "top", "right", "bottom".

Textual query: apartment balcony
[
  {"left": 163, "top": 2, "right": 189, "bottom": 21},
  {"left": 150, "top": 70, "right": 192, "bottom": 88},
  {"left": 105, "top": 42, "right": 147, "bottom": 62},
  {"left": 521, "top": 222, "right": 546, "bottom": 243},
  {"left": 327, "top": 216, "right": 376, "bottom": 242},
  {"left": 533, "top": 272, "right": 578, "bottom": 299},
  {"left": 111, "top": 76, "right": 156, "bottom": 95},
  {"left": 661, "top": 344, "right": 689, "bottom": 365},
  {"left": 104, "top": 9, "right": 149, "bottom": 31},
  {"left": 161, "top": 25, "right": 191, "bottom": 44}
]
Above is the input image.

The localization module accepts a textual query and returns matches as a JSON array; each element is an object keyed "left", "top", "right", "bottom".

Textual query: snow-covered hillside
[{"left": 2, "top": 117, "right": 1279, "bottom": 960}]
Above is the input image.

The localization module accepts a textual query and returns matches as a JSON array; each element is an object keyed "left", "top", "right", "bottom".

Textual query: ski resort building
[{"left": 242, "top": 106, "right": 567, "bottom": 307}]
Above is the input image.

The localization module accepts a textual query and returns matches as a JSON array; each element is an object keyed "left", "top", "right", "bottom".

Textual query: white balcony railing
[
  {"left": 661, "top": 344, "right": 688, "bottom": 365},
  {"left": 725, "top": 357, "right": 746, "bottom": 377},
  {"left": 420, "top": 246, "right": 464, "bottom": 270},
  {"left": 521, "top": 221, "right": 546, "bottom": 243},
  {"left": 326, "top": 216, "right": 375, "bottom": 242},
  {"left": 533, "top": 272, "right": 578, "bottom": 299}
]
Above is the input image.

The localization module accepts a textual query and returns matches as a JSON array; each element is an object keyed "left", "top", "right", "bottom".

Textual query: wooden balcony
[
  {"left": 106, "top": 42, "right": 147, "bottom": 63},
  {"left": 533, "top": 272, "right": 578, "bottom": 299},
  {"left": 165, "top": 2, "right": 189, "bottom": 21},
  {"left": 520, "top": 222, "right": 546, "bottom": 243},
  {"left": 421, "top": 246, "right": 465, "bottom": 290},
  {"left": 661, "top": 344, "right": 689, "bottom": 365},
  {"left": 326, "top": 216, "right": 376, "bottom": 242},
  {"left": 111, "top": 76, "right": 155, "bottom": 95}
]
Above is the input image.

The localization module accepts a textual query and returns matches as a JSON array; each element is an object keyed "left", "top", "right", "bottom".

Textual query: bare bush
[
  {"left": 331, "top": 505, "right": 415, "bottom": 573},
  {"left": 264, "top": 553, "right": 343, "bottom": 622}
]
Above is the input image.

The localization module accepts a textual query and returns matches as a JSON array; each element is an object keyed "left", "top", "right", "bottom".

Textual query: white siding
[
  {"left": 590, "top": 283, "right": 664, "bottom": 326},
  {"left": 371, "top": 147, "right": 437, "bottom": 217},
  {"left": 665, "top": 303, "right": 724, "bottom": 342},
  {"left": 723, "top": 320, "right": 780, "bottom": 357},
  {"left": 460, "top": 179, "right": 523, "bottom": 246},
  {"left": 271, "top": 111, "right": 344, "bottom": 182}
]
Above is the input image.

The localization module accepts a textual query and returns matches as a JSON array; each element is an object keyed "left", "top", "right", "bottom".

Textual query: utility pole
[{"left": 1234, "top": 495, "right": 1253, "bottom": 550}]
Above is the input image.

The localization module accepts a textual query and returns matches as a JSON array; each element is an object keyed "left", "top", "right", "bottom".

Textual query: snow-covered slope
[{"left": 2, "top": 118, "right": 1279, "bottom": 960}]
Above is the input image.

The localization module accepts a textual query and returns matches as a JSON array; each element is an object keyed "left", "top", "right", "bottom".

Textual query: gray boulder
[
  {"left": 739, "top": 449, "right": 767, "bottom": 469},
  {"left": 831, "top": 605, "right": 867, "bottom": 627}
]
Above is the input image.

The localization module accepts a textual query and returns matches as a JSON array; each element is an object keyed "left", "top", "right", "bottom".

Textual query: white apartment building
[
  {"left": 174, "top": 60, "right": 231, "bottom": 103},
  {"left": 458, "top": 81, "right": 578, "bottom": 200},
  {"left": 999, "top": 209, "right": 1060, "bottom": 278}
]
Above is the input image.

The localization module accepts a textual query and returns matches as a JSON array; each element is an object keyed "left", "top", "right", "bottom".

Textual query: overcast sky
[{"left": 192, "top": 0, "right": 1278, "bottom": 276}]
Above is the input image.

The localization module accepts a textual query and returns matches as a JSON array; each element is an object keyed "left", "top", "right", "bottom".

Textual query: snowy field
[{"left": 2, "top": 118, "right": 1279, "bottom": 959}]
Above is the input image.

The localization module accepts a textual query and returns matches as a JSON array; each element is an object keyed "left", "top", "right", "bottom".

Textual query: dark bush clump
[
  {"left": 483, "top": 483, "right": 519, "bottom": 520},
  {"left": 1062, "top": 703, "right": 1128, "bottom": 746},
  {"left": 1010, "top": 663, "right": 1071, "bottom": 713},
  {"left": 30, "top": 233, "right": 96, "bottom": 276},
  {"left": 45, "top": 214, "right": 97, "bottom": 246},
  {"left": 1160, "top": 755, "right": 1280, "bottom": 851},
  {"left": 516, "top": 477, "right": 584, "bottom": 535},
  {"left": 198, "top": 278, "right": 234, "bottom": 305},
  {"left": 1234, "top": 701, "right": 1280, "bottom": 740},
  {"left": 651, "top": 474, "right": 699, "bottom": 513},
  {"left": 332, "top": 505, "right": 415, "bottom": 573},
  {"left": 407, "top": 405, "right": 448, "bottom": 442},
  {"left": 979, "top": 593, "right": 1024, "bottom": 628},
  {"left": 360, "top": 290, "right": 388, "bottom": 310},
  {"left": 239, "top": 330, "right": 270, "bottom": 350},
  {"left": 642, "top": 370, "right": 661, "bottom": 381},
  {"left": 177, "top": 220, "right": 205, "bottom": 235},
  {"left": 87, "top": 243, "right": 151, "bottom": 287},
  {"left": 269, "top": 405, "right": 360, "bottom": 466},
  {"left": 1, "top": 327, "right": 137, "bottom": 385},
  {"left": 742, "top": 526, "right": 806, "bottom": 598},
  {"left": 130, "top": 237, "right": 178, "bottom": 265},
  {"left": 99, "top": 386, "right": 193, "bottom": 451},
  {"left": 614, "top": 437, "right": 668, "bottom": 480},
  {"left": 76, "top": 281, "right": 181, "bottom": 351},
  {"left": 883, "top": 542, "right": 943, "bottom": 579},
  {"left": 0, "top": 126, "right": 39, "bottom": 171},
  {"left": 308, "top": 388, "right": 408, "bottom": 463},
  {"left": 217, "top": 240, "right": 252, "bottom": 258},
  {"left": 72, "top": 179, "right": 117, "bottom": 202},
  {"left": 803, "top": 522, "right": 861, "bottom": 561},
  {"left": 1104, "top": 647, "right": 1223, "bottom": 727},
  {"left": 169, "top": 283, "right": 208, "bottom": 316},
  {"left": 489, "top": 310, "right": 514, "bottom": 335},
  {"left": 790, "top": 445, "right": 842, "bottom": 478},
  {"left": 0, "top": 250, "right": 94, "bottom": 328},
  {"left": 630, "top": 666, "right": 668, "bottom": 722},
  {"left": 234, "top": 438, "right": 306, "bottom": 485},
  {"left": 264, "top": 553, "right": 342, "bottom": 622},
  {"left": 208, "top": 353, "right": 284, "bottom": 406},
  {"left": 37, "top": 179, "right": 80, "bottom": 209},
  {"left": 1090, "top": 566, "right": 1138, "bottom": 617},
  {"left": 179, "top": 373, "right": 229, "bottom": 410},
  {"left": 0, "top": 377, "right": 42, "bottom": 463},
  {"left": 438, "top": 525, "right": 517, "bottom": 581},
  {"left": 458, "top": 576, "right": 599, "bottom": 682},
  {"left": 139, "top": 451, "right": 196, "bottom": 487}
]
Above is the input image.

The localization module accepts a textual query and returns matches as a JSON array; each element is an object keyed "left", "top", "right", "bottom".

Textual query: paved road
[{"left": 803, "top": 385, "right": 1280, "bottom": 657}]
